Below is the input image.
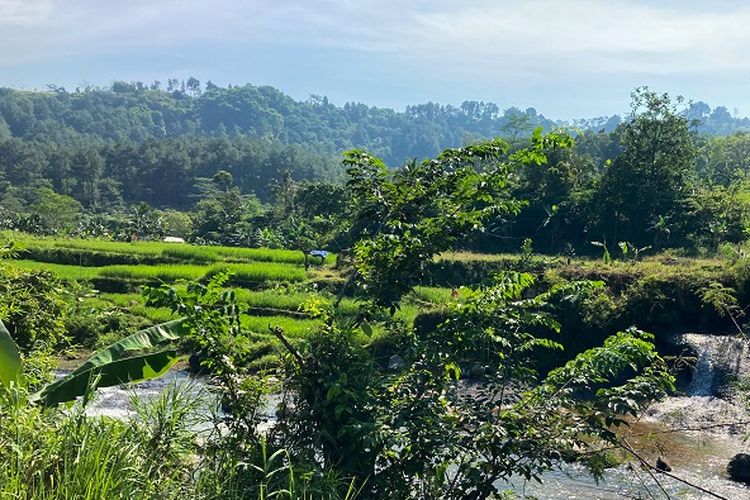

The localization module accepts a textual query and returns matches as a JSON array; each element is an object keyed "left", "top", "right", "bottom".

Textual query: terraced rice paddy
[{"left": 1, "top": 231, "right": 461, "bottom": 370}]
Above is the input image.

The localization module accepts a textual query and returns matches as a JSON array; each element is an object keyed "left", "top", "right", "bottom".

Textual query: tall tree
[{"left": 594, "top": 88, "right": 697, "bottom": 247}]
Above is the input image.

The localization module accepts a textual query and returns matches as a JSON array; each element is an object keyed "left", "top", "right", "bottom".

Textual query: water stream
[{"left": 63, "top": 333, "right": 750, "bottom": 498}]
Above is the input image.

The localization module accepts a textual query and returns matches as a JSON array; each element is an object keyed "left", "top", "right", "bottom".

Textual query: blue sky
[{"left": 1, "top": 0, "right": 749, "bottom": 119}]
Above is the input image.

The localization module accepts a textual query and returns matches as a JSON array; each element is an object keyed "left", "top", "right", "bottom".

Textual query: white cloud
[
  {"left": 397, "top": 1, "right": 750, "bottom": 75},
  {"left": 4, "top": 0, "right": 750, "bottom": 72},
  {"left": 0, "top": 0, "right": 53, "bottom": 26}
]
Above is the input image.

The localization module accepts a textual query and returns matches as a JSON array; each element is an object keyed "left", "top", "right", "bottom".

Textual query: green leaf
[
  {"left": 360, "top": 321, "right": 373, "bottom": 337},
  {"left": 67, "top": 319, "right": 186, "bottom": 378},
  {"left": 444, "top": 362, "right": 461, "bottom": 381},
  {"left": 0, "top": 320, "right": 21, "bottom": 387},
  {"left": 32, "top": 350, "right": 185, "bottom": 406},
  {"left": 31, "top": 319, "right": 188, "bottom": 406}
]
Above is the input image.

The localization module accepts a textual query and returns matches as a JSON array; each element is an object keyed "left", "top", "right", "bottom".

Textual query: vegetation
[{"left": 1, "top": 84, "right": 750, "bottom": 498}]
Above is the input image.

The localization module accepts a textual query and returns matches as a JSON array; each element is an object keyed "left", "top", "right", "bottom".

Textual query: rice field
[
  {"left": 1, "top": 230, "right": 469, "bottom": 371},
  {"left": 3, "top": 231, "right": 333, "bottom": 266},
  {"left": 7, "top": 259, "right": 307, "bottom": 285}
]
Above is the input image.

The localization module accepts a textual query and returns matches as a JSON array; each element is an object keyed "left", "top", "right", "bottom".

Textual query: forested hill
[
  {"left": 2, "top": 81, "right": 748, "bottom": 165},
  {"left": 0, "top": 81, "right": 562, "bottom": 164}
]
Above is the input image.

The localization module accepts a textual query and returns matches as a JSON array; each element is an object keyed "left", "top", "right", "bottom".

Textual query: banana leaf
[
  {"left": 31, "top": 319, "right": 188, "bottom": 406},
  {"left": 68, "top": 319, "right": 187, "bottom": 377},
  {"left": 33, "top": 350, "right": 185, "bottom": 406},
  {"left": 0, "top": 320, "right": 21, "bottom": 387}
]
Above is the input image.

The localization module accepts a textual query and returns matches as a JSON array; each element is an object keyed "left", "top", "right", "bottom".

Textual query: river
[{"left": 62, "top": 332, "right": 750, "bottom": 499}]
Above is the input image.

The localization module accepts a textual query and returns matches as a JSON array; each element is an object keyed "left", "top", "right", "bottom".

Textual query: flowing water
[
  {"left": 55, "top": 369, "right": 280, "bottom": 430},
  {"left": 504, "top": 333, "right": 750, "bottom": 498},
  {"left": 61, "top": 333, "right": 750, "bottom": 498}
]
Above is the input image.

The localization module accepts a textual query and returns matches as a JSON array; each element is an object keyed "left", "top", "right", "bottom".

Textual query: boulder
[
  {"left": 388, "top": 354, "right": 405, "bottom": 371},
  {"left": 727, "top": 453, "right": 750, "bottom": 484},
  {"left": 656, "top": 456, "right": 672, "bottom": 472}
]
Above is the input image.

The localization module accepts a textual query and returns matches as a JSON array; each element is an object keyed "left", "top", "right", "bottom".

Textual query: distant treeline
[
  {"left": 0, "top": 136, "right": 339, "bottom": 208},
  {"left": 1, "top": 80, "right": 746, "bottom": 166},
  {"left": 0, "top": 81, "right": 565, "bottom": 165}
]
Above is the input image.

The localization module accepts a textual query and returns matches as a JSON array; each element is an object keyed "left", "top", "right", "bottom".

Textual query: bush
[{"left": 0, "top": 266, "right": 73, "bottom": 351}]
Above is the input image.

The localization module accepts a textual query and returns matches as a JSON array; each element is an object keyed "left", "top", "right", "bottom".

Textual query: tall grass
[
  {"left": 242, "top": 315, "right": 321, "bottom": 339},
  {"left": 0, "top": 384, "right": 200, "bottom": 499},
  {"left": 410, "top": 286, "right": 468, "bottom": 305},
  {"left": 99, "top": 264, "right": 207, "bottom": 281},
  {"left": 6, "top": 260, "right": 308, "bottom": 285},
  {"left": 5, "top": 259, "right": 103, "bottom": 280}
]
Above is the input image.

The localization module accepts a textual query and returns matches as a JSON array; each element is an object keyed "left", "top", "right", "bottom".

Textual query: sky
[{"left": 1, "top": 0, "right": 749, "bottom": 119}]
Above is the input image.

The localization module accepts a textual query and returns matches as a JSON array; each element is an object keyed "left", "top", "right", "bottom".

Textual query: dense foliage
[
  {"left": 0, "top": 85, "right": 749, "bottom": 258},
  {"left": 0, "top": 136, "right": 680, "bottom": 499}
]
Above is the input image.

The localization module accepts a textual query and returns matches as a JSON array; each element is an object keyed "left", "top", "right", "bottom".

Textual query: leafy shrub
[{"left": 0, "top": 266, "right": 73, "bottom": 351}]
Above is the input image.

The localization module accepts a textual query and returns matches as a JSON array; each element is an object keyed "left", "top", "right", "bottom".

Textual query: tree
[
  {"left": 29, "top": 187, "right": 81, "bottom": 234},
  {"left": 344, "top": 131, "right": 571, "bottom": 310},
  {"left": 594, "top": 88, "right": 697, "bottom": 247},
  {"left": 70, "top": 147, "right": 104, "bottom": 208},
  {"left": 186, "top": 77, "right": 201, "bottom": 96}
]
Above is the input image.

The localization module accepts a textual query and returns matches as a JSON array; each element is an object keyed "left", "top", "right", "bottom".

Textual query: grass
[
  {"left": 3, "top": 231, "right": 334, "bottom": 266},
  {"left": 207, "top": 262, "right": 307, "bottom": 284},
  {"left": 6, "top": 260, "right": 103, "bottom": 280},
  {"left": 410, "top": 286, "right": 469, "bottom": 305},
  {"left": 6, "top": 260, "right": 309, "bottom": 286},
  {"left": 0, "top": 384, "right": 202, "bottom": 499},
  {"left": 242, "top": 315, "right": 322, "bottom": 339},
  {"left": 98, "top": 293, "right": 173, "bottom": 322},
  {"left": 99, "top": 264, "right": 208, "bottom": 281}
]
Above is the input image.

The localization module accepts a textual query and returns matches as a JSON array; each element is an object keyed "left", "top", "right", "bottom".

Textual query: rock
[
  {"left": 188, "top": 352, "right": 206, "bottom": 374},
  {"left": 727, "top": 453, "right": 750, "bottom": 484},
  {"left": 388, "top": 354, "right": 405, "bottom": 371},
  {"left": 468, "top": 364, "right": 486, "bottom": 379},
  {"left": 656, "top": 456, "right": 672, "bottom": 472}
]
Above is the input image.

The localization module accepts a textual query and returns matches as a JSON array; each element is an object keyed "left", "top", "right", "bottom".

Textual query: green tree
[
  {"left": 29, "top": 187, "right": 81, "bottom": 234},
  {"left": 594, "top": 88, "right": 697, "bottom": 246},
  {"left": 344, "top": 131, "right": 571, "bottom": 310}
]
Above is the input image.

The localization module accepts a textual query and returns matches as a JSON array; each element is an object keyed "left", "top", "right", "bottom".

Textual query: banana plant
[{"left": 0, "top": 318, "right": 189, "bottom": 407}]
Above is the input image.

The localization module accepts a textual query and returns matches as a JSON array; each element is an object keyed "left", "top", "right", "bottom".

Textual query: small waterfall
[
  {"left": 688, "top": 342, "right": 716, "bottom": 396},
  {"left": 682, "top": 333, "right": 750, "bottom": 396}
]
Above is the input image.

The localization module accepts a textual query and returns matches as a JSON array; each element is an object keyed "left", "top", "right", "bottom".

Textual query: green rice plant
[
  {"left": 161, "top": 245, "right": 220, "bottom": 263},
  {"left": 207, "top": 262, "right": 307, "bottom": 284},
  {"left": 237, "top": 289, "right": 315, "bottom": 312},
  {"left": 410, "top": 286, "right": 468, "bottom": 305},
  {"left": 127, "top": 304, "right": 175, "bottom": 323},
  {"left": 4, "top": 230, "right": 321, "bottom": 265},
  {"left": 98, "top": 293, "right": 180, "bottom": 323},
  {"left": 242, "top": 315, "right": 321, "bottom": 339},
  {"left": 99, "top": 264, "right": 207, "bottom": 282},
  {"left": 99, "top": 292, "right": 145, "bottom": 307},
  {"left": 213, "top": 246, "right": 311, "bottom": 264},
  {"left": 5, "top": 259, "right": 103, "bottom": 281},
  {"left": 51, "top": 239, "right": 167, "bottom": 256},
  {"left": 246, "top": 353, "right": 284, "bottom": 371},
  {"left": 393, "top": 304, "right": 420, "bottom": 326}
]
